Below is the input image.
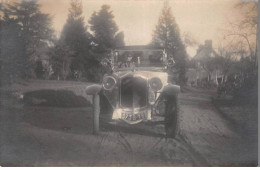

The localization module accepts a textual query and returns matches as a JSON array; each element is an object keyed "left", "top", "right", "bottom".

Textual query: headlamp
[
  {"left": 103, "top": 76, "right": 116, "bottom": 90},
  {"left": 149, "top": 77, "right": 163, "bottom": 92}
]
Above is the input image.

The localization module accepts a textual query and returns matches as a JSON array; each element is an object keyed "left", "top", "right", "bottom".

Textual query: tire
[
  {"left": 164, "top": 95, "right": 179, "bottom": 138},
  {"left": 99, "top": 92, "right": 113, "bottom": 115}
]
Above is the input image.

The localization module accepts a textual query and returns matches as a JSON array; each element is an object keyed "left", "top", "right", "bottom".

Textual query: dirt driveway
[{"left": 0, "top": 81, "right": 257, "bottom": 166}]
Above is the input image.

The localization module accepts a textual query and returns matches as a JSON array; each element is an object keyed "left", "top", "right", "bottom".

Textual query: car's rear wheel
[{"left": 164, "top": 95, "right": 179, "bottom": 138}]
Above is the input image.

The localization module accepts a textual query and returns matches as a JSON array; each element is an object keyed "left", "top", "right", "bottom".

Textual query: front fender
[
  {"left": 86, "top": 84, "right": 102, "bottom": 95},
  {"left": 162, "top": 84, "right": 180, "bottom": 96}
]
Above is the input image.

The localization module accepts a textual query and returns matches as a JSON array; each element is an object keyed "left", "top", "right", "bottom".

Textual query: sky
[{"left": 39, "top": 0, "right": 242, "bottom": 57}]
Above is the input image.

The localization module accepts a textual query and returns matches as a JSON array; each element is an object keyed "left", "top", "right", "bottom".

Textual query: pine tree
[
  {"left": 89, "top": 5, "right": 124, "bottom": 52},
  {"left": 152, "top": 2, "right": 188, "bottom": 86},
  {"left": 60, "top": 0, "right": 91, "bottom": 79}
]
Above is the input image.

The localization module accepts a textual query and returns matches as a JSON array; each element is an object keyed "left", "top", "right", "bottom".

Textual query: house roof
[{"left": 194, "top": 45, "right": 218, "bottom": 59}]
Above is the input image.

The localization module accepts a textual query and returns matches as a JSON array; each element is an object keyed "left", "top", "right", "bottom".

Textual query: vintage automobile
[{"left": 86, "top": 45, "right": 180, "bottom": 138}]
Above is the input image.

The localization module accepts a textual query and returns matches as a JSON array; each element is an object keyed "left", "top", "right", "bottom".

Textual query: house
[{"left": 187, "top": 40, "right": 222, "bottom": 87}]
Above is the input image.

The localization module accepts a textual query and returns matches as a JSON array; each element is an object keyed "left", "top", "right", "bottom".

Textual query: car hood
[{"left": 113, "top": 70, "right": 168, "bottom": 91}]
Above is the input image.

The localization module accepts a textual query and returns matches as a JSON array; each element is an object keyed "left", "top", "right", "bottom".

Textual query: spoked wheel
[{"left": 164, "top": 95, "right": 179, "bottom": 138}]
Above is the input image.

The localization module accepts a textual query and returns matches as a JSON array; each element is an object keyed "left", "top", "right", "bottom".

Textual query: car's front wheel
[
  {"left": 164, "top": 95, "right": 179, "bottom": 138},
  {"left": 100, "top": 92, "right": 113, "bottom": 115}
]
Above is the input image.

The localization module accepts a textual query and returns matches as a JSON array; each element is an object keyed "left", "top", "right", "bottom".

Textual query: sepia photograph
[{"left": 0, "top": 0, "right": 258, "bottom": 167}]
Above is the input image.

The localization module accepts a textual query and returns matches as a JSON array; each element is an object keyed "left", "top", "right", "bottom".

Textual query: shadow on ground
[{"left": 23, "top": 89, "right": 91, "bottom": 107}]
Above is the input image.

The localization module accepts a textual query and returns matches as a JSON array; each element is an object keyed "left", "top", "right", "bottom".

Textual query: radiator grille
[{"left": 120, "top": 76, "right": 147, "bottom": 108}]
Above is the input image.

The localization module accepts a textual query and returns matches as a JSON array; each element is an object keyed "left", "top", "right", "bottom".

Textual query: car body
[{"left": 86, "top": 45, "right": 180, "bottom": 137}]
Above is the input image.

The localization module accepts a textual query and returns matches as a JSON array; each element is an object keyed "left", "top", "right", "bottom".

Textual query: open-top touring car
[{"left": 86, "top": 45, "right": 180, "bottom": 138}]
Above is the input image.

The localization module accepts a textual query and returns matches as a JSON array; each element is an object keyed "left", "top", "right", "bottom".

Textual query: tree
[
  {"left": 89, "top": 5, "right": 124, "bottom": 52},
  {"left": 35, "top": 60, "right": 44, "bottom": 79},
  {"left": 182, "top": 32, "right": 199, "bottom": 48},
  {"left": 151, "top": 2, "right": 188, "bottom": 86},
  {"left": 216, "top": 45, "right": 240, "bottom": 78},
  {"left": 215, "top": 2, "right": 258, "bottom": 99},
  {"left": 224, "top": 2, "right": 258, "bottom": 67},
  {"left": 49, "top": 41, "right": 70, "bottom": 80},
  {"left": 87, "top": 4, "right": 124, "bottom": 82},
  {"left": 60, "top": 0, "right": 91, "bottom": 79},
  {"left": 4, "top": 0, "right": 54, "bottom": 78},
  {"left": 114, "top": 31, "right": 125, "bottom": 48},
  {"left": 0, "top": 12, "right": 27, "bottom": 84}
]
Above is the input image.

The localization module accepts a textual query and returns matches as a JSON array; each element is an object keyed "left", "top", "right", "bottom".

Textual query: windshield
[{"left": 113, "top": 50, "right": 165, "bottom": 68}]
